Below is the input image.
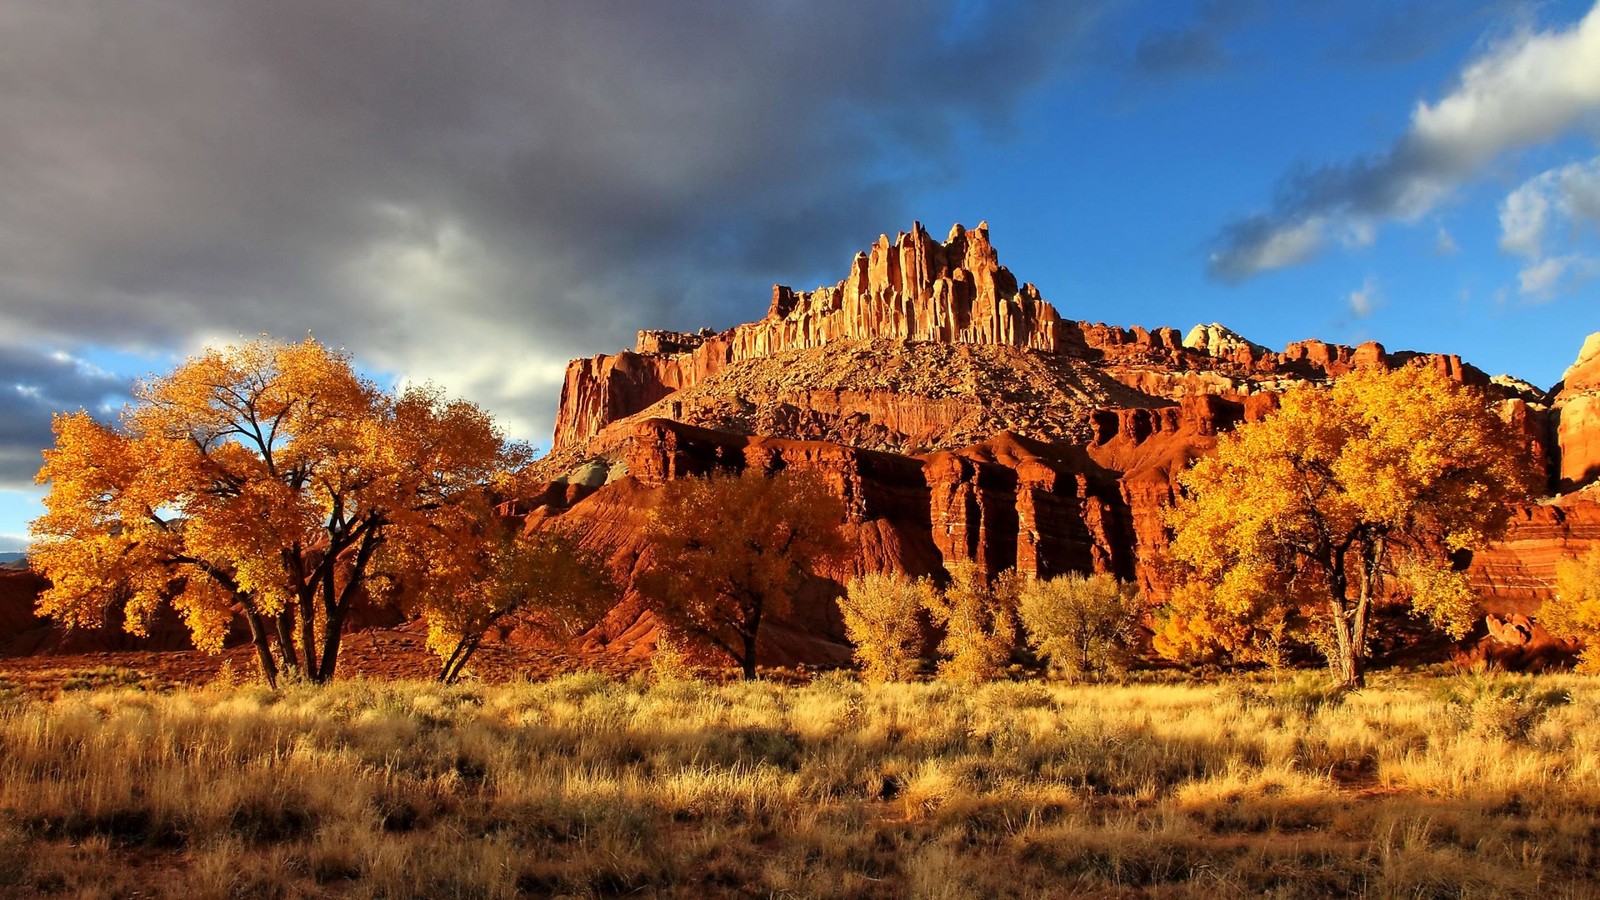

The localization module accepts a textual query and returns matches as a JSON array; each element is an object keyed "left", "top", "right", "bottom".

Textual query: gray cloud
[
  {"left": 1209, "top": 1, "right": 1600, "bottom": 281},
  {"left": 0, "top": 344, "right": 129, "bottom": 485},
  {"left": 1131, "top": 0, "right": 1262, "bottom": 77},
  {"left": 0, "top": 0, "right": 1103, "bottom": 478}
]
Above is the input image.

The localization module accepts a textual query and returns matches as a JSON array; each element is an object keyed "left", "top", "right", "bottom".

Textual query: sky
[{"left": 1, "top": 0, "right": 1598, "bottom": 550}]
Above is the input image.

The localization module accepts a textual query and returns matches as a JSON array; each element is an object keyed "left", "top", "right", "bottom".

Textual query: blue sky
[{"left": 1, "top": 0, "right": 1597, "bottom": 550}]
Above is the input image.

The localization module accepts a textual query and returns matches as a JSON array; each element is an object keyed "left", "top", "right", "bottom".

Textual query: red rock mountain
[{"left": 530, "top": 222, "right": 1598, "bottom": 665}]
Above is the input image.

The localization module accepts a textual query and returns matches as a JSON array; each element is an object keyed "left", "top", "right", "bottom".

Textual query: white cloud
[
  {"left": 1348, "top": 276, "right": 1380, "bottom": 318},
  {"left": 1212, "top": 1, "right": 1600, "bottom": 280},
  {"left": 1435, "top": 225, "right": 1460, "bottom": 255},
  {"left": 1499, "top": 154, "right": 1600, "bottom": 297}
]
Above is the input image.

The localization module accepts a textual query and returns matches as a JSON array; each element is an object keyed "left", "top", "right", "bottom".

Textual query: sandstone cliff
[
  {"left": 551, "top": 223, "right": 1495, "bottom": 454},
  {"left": 530, "top": 222, "right": 1596, "bottom": 668},
  {"left": 1555, "top": 332, "right": 1600, "bottom": 492}
]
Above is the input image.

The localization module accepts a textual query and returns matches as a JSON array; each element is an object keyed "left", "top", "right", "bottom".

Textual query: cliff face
[
  {"left": 528, "top": 221, "right": 1599, "bottom": 667},
  {"left": 1556, "top": 333, "right": 1600, "bottom": 492},
  {"left": 551, "top": 222, "right": 1495, "bottom": 454}
]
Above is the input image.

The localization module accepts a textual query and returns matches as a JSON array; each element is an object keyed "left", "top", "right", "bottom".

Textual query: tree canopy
[
  {"left": 30, "top": 337, "right": 525, "bottom": 686},
  {"left": 1161, "top": 366, "right": 1538, "bottom": 686},
  {"left": 1540, "top": 546, "right": 1600, "bottom": 673},
  {"left": 638, "top": 468, "right": 848, "bottom": 679}
]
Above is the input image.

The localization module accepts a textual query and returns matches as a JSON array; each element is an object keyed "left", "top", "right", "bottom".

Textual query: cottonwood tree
[
  {"left": 923, "top": 561, "right": 1022, "bottom": 684},
  {"left": 30, "top": 337, "right": 523, "bottom": 687},
  {"left": 1539, "top": 546, "right": 1600, "bottom": 673},
  {"left": 638, "top": 468, "right": 848, "bottom": 680},
  {"left": 1164, "top": 366, "right": 1537, "bottom": 687},
  {"left": 375, "top": 516, "right": 616, "bottom": 683},
  {"left": 839, "top": 571, "right": 930, "bottom": 683},
  {"left": 1018, "top": 572, "right": 1142, "bottom": 682}
]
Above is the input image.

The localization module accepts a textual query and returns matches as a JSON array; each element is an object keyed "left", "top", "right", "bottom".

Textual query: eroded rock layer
[{"left": 552, "top": 223, "right": 1495, "bottom": 452}]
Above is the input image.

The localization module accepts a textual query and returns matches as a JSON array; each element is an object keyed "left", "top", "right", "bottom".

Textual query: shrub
[
  {"left": 838, "top": 572, "right": 929, "bottom": 683},
  {"left": 1017, "top": 573, "right": 1141, "bottom": 682},
  {"left": 922, "top": 562, "right": 1021, "bottom": 684},
  {"left": 1538, "top": 546, "right": 1600, "bottom": 673}
]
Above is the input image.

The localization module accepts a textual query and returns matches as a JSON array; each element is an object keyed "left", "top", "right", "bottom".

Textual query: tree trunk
[
  {"left": 316, "top": 609, "right": 344, "bottom": 684},
  {"left": 298, "top": 597, "right": 320, "bottom": 682},
  {"left": 275, "top": 609, "right": 300, "bottom": 679},
  {"left": 240, "top": 604, "right": 279, "bottom": 690},
  {"left": 439, "top": 634, "right": 482, "bottom": 684},
  {"left": 739, "top": 630, "right": 758, "bottom": 680},
  {"left": 1327, "top": 547, "right": 1363, "bottom": 688}
]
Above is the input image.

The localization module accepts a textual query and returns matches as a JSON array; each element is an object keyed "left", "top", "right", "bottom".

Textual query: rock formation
[
  {"left": 552, "top": 223, "right": 1494, "bottom": 453},
  {"left": 529, "top": 222, "right": 1598, "bottom": 667},
  {"left": 1555, "top": 332, "right": 1600, "bottom": 492}
]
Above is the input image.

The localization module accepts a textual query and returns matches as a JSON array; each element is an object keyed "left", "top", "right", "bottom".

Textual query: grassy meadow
[{"left": 0, "top": 670, "right": 1597, "bottom": 898}]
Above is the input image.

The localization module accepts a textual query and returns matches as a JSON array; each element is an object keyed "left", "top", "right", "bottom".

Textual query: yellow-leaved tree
[
  {"left": 1538, "top": 546, "right": 1600, "bottom": 673},
  {"left": 923, "top": 561, "right": 1022, "bottom": 684},
  {"left": 1163, "top": 366, "right": 1537, "bottom": 687},
  {"left": 373, "top": 516, "right": 617, "bottom": 683},
  {"left": 29, "top": 337, "right": 524, "bottom": 687},
  {"left": 638, "top": 468, "right": 849, "bottom": 680},
  {"left": 838, "top": 571, "right": 930, "bottom": 683}
]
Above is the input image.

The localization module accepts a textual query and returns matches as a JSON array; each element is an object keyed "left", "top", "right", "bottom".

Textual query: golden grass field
[{"left": 0, "top": 669, "right": 1597, "bottom": 898}]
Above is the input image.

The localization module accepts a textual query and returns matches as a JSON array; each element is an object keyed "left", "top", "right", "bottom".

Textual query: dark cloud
[
  {"left": 0, "top": 0, "right": 1103, "bottom": 471},
  {"left": 0, "top": 345, "right": 129, "bottom": 485}
]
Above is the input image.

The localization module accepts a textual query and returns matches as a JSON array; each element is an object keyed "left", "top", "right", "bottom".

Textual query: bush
[
  {"left": 1017, "top": 573, "right": 1141, "bottom": 682},
  {"left": 838, "top": 572, "right": 929, "bottom": 683},
  {"left": 922, "top": 562, "right": 1021, "bottom": 684},
  {"left": 1539, "top": 546, "right": 1600, "bottom": 673}
]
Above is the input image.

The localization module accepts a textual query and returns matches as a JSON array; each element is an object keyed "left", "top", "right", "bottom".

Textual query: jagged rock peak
[
  {"left": 732, "top": 221, "right": 1065, "bottom": 355},
  {"left": 1183, "top": 323, "right": 1267, "bottom": 360}
]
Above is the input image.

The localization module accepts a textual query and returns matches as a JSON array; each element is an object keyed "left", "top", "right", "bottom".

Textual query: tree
[
  {"left": 1018, "top": 572, "right": 1141, "bottom": 682},
  {"left": 30, "top": 337, "right": 522, "bottom": 687},
  {"left": 637, "top": 468, "right": 848, "bottom": 680},
  {"left": 839, "top": 571, "right": 929, "bottom": 683},
  {"left": 1539, "top": 545, "right": 1600, "bottom": 673},
  {"left": 374, "top": 518, "right": 616, "bottom": 683},
  {"left": 923, "top": 561, "right": 1022, "bottom": 684},
  {"left": 1164, "top": 366, "right": 1538, "bottom": 687}
]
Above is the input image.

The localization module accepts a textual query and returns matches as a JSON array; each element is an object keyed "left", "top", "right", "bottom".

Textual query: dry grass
[{"left": 1, "top": 670, "right": 1598, "bottom": 898}]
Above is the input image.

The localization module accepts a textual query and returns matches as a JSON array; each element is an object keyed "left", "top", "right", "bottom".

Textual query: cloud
[
  {"left": 1435, "top": 225, "right": 1461, "bottom": 255},
  {"left": 1132, "top": 0, "right": 1262, "bottom": 77},
  {"left": 1210, "top": 1, "right": 1600, "bottom": 281},
  {"left": 1499, "top": 155, "right": 1600, "bottom": 297},
  {"left": 0, "top": 343, "right": 130, "bottom": 486},
  {"left": 1348, "top": 276, "right": 1381, "bottom": 318},
  {"left": 0, "top": 1, "right": 1103, "bottom": 473}
]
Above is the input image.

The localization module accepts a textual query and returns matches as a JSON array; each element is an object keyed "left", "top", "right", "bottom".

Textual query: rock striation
[
  {"left": 528, "top": 222, "right": 1600, "bottom": 668},
  {"left": 553, "top": 223, "right": 1495, "bottom": 453}
]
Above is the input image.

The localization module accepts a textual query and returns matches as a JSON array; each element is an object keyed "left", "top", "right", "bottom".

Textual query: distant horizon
[{"left": 1, "top": 0, "right": 1597, "bottom": 543}]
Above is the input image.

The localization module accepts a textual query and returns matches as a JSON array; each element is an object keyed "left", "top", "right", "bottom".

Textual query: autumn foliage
[
  {"left": 1540, "top": 546, "right": 1600, "bottom": 673},
  {"left": 923, "top": 561, "right": 1022, "bottom": 684},
  {"left": 30, "top": 337, "right": 524, "bottom": 686},
  {"left": 1017, "top": 573, "right": 1142, "bottom": 682},
  {"left": 638, "top": 468, "right": 849, "bottom": 679},
  {"left": 1161, "top": 366, "right": 1538, "bottom": 686},
  {"left": 838, "top": 572, "right": 929, "bottom": 683}
]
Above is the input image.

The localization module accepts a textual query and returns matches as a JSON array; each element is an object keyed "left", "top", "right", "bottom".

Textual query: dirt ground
[{"left": 0, "top": 626, "right": 650, "bottom": 698}]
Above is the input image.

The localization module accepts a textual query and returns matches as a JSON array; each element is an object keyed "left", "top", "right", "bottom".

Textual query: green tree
[
  {"left": 1018, "top": 572, "right": 1141, "bottom": 682},
  {"left": 1164, "top": 366, "right": 1537, "bottom": 687}
]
